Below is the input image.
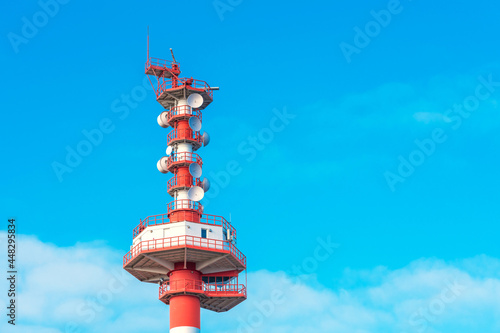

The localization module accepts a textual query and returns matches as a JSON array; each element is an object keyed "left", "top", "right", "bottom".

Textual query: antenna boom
[{"left": 170, "top": 48, "right": 177, "bottom": 63}]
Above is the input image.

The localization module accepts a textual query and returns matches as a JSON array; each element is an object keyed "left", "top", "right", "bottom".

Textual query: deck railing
[
  {"left": 123, "top": 235, "right": 246, "bottom": 267},
  {"left": 159, "top": 279, "right": 246, "bottom": 298}
]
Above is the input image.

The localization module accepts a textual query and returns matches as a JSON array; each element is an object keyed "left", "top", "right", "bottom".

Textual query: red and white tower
[{"left": 123, "top": 45, "right": 247, "bottom": 333}]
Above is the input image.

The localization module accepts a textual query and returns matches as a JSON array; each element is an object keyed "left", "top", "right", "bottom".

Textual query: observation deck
[
  {"left": 159, "top": 279, "right": 246, "bottom": 312},
  {"left": 123, "top": 235, "right": 246, "bottom": 282}
]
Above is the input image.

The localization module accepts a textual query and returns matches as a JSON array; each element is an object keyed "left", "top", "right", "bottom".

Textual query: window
[{"left": 201, "top": 229, "right": 207, "bottom": 238}]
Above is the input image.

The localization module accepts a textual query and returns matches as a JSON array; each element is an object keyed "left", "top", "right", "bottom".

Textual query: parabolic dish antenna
[
  {"left": 156, "top": 157, "right": 169, "bottom": 174},
  {"left": 188, "top": 186, "right": 204, "bottom": 201},
  {"left": 166, "top": 146, "right": 173, "bottom": 156},
  {"left": 202, "top": 178, "right": 210, "bottom": 192},
  {"left": 157, "top": 112, "right": 169, "bottom": 128},
  {"left": 189, "top": 163, "right": 202, "bottom": 178},
  {"left": 187, "top": 93, "right": 204, "bottom": 108},
  {"left": 189, "top": 117, "right": 202, "bottom": 131},
  {"left": 202, "top": 132, "right": 210, "bottom": 146}
]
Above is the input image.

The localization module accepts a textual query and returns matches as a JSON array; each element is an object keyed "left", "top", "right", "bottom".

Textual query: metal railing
[
  {"left": 132, "top": 212, "right": 236, "bottom": 239},
  {"left": 133, "top": 214, "right": 168, "bottom": 238},
  {"left": 166, "top": 105, "right": 202, "bottom": 123},
  {"left": 156, "top": 78, "right": 213, "bottom": 99},
  {"left": 145, "top": 57, "right": 178, "bottom": 70},
  {"left": 159, "top": 279, "right": 246, "bottom": 298},
  {"left": 167, "top": 175, "right": 202, "bottom": 193},
  {"left": 167, "top": 129, "right": 202, "bottom": 146},
  {"left": 166, "top": 152, "right": 203, "bottom": 171},
  {"left": 166, "top": 199, "right": 203, "bottom": 214},
  {"left": 123, "top": 235, "right": 246, "bottom": 267}
]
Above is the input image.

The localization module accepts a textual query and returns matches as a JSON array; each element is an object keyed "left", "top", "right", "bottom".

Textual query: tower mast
[{"left": 123, "top": 41, "right": 246, "bottom": 333}]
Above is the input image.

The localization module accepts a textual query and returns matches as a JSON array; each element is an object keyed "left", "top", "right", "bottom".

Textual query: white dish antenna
[
  {"left": 188, "top": 186, "right": 204, "bottom": 201},
  {"left": 187, "top": 93, "right": 204, "bottom": 108},
  {"left": 189, "top": 163, "right": 202, "bottom": 178},
  {"left": 202, "top": 178, "right": 210, "bottom": 192},
  {"left": 189, "top": 117, "right": 202, "bottom": 131},
  {"left": 202, "top": 132, "right": 210, "bottom": 146},
  {"left": 157, "top": 112, "right": 169, "bottom": 128},
  {"left": 166, "top": 146, "right": 173, "bottom": 156},
  {"left": 156, "top": 157, "right": 169, "bottom": 174}
]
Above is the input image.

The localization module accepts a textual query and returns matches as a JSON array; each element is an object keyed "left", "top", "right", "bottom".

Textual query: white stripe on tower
[{"left": 170, "top": 327, "right": 200, "bottom": 333}]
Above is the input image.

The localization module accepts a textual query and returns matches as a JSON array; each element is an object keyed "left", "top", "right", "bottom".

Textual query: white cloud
[
  {"left": 0, "top": 233, "right": 160, "bottom": 333},
  {"left": 1, "top": 233, "right": 500, "bottom": 333}
]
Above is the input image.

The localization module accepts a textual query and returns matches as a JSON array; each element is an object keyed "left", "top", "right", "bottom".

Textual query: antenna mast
[{"left": 170, "top": 48, "right": 176, "bottom": 63}]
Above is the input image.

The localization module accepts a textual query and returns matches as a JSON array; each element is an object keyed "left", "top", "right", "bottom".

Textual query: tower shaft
[{"left": 169, "top": 263, "right": 201, "bottom": 333}]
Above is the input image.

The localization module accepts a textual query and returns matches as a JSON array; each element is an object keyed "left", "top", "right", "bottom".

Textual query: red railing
[
  {"left": 123, "top": 235, "right": 246, "bottom": 267},
  {"left": 201, "top": 214, "right": 237, "bottom": 241},
  {"left": 159, "top": 279, "right": 246, "bottom": 298},
  {"left": 133, "top": 214, "right": 168, "bottom": 237},
  {"left": 156, "top": 78, "right": 213, "bottom": 99},
  {"left": 166, "top": 105, "right": 202, "bottom": 124},
  {"left": 145, "top": 57, "right": 178, "bottom": 70},
  {"left": 167, "top": 129, "right": 202, "bottom": 146},
  {"left": 167, "top": 199, "right": 203, "bottom": 214},
  {"left": 166, "top": 152, "right": 202, "bottom": 171},
  {"left": 167, "top": 176, "right": 202, "bottom": 193},
  {"left": 133, "top": 213, "right": 236, "bottom": 239}
]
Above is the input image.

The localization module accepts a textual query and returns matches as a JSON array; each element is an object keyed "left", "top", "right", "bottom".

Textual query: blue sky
[{"left": 1, "top": 0, "right": 500, "bottom": 332}]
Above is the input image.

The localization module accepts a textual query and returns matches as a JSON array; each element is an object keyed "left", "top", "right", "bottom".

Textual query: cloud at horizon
[{"left": 1, "top": 233, "right": 499, "bottom": 333}]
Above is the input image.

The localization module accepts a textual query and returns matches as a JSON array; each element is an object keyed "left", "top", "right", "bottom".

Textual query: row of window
[
  {"left": 201, "top": 276, "right": 235, "bottom": 284},
  {"left": 201, "top": 228, "right": 230, "bottom": 240}
]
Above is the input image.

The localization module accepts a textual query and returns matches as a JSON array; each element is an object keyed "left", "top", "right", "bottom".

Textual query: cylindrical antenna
[
  {"left": 170, "top": 48, "right": 177, "bottom": 63},
  {"left": 147, "top": 26, "right": 150, "bottom": 60}
]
